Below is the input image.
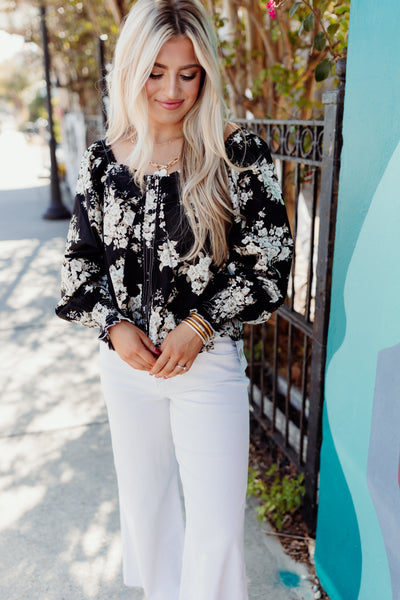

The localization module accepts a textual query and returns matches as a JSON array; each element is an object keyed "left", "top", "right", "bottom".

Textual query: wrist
[
  {"left": 182, "top": 311, "right": 215, "bottom": 345},
  {"left": 107, "top": 318, "right": 133, "bottom": 340}
]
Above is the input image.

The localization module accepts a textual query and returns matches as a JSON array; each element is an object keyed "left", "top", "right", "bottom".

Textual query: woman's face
[{"left": 145, "top": 36, "right": 203, "bottom": 131}]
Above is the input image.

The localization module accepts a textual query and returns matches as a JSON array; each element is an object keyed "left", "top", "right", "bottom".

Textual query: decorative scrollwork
[
  {"left": 235, "top": 119, "right": 324, "bottom": 165},
  {"left": 284, "top": 125, "right": 297, "bottom": 156},
  {"left": 270, "top": 125, "right": 282, "bottom": 154}
]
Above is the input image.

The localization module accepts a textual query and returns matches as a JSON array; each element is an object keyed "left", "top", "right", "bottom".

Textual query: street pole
[
  {"left": 99, "top": 34, "right": 108, "bottom": 131},
  {"left": 40, "top": 0, "right": 71, "bottom": 220}
]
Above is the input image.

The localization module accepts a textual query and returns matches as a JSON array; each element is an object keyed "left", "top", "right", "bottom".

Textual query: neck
[{"left": 149, "top": 124, "right": 183, "bottom": 145}]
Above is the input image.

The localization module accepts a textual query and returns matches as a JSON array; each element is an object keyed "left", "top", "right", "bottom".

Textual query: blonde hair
[{"left": 106, "top": 0, "right": 240, "bottom": 266}]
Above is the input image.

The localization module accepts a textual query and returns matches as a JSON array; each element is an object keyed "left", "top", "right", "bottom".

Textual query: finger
[
  {"left": 119, "top": 344, "right": 157, "bottom": 371},
  {"left": 138, "top": 331, "right": 161, "bottom": 357},
  {"left": 123, "top": 331, "right": 160, "bottom": 370},
  {"left": 132, "top": 336, "right": 160, "bottom": 370},
  {"left": 139, "top": 347, "right": 158, "bottom": 370},
  {"left": 163, "top": 358, "right": 194, "bottom": 379},
  {"left": 126, "top": 359, "right": 150, "bottom": 371},
  {"left": 122, "top": 354, "right": 153, "bottom": 371},
  {"left": 150, "top": 352, "right": 171, "bottom": 376},
  {"left": 153, "top": 356, "right": 181, "bottom": 378},
  {"left": 164, "top": 364, "right": 188, "bottom": 379}
]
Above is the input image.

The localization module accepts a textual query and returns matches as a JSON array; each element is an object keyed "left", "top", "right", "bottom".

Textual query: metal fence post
[
  {"left": 40, "top": 1, "right": 71, "bottom": 221},
  {"left": 303, "top": 58, "right": 346, "bottom": 529},
  {"left": 99, "top": 35, "right": 109, "bottom": 131}
]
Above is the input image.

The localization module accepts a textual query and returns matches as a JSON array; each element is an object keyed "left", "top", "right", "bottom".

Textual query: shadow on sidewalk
[{"left": 0, "top": 179, "right": 141, "bottom": 598}]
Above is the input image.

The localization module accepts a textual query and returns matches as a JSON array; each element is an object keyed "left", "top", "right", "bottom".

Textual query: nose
[{"left": 165, "top": 74, "right": 180, "bottom": 98}]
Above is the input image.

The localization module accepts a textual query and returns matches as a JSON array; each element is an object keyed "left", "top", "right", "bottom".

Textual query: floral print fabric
[{"left": 55, "top": 128, "right": 293, "bottom": 351}]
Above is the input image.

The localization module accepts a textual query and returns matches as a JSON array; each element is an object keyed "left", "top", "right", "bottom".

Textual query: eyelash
[{"left": 149, "top": 73, "right": 197, "bottom": 81}]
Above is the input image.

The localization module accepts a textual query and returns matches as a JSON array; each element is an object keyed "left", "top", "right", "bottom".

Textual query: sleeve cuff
[
  {"left": 98, "top": 313, "right": 136, "bottom": 350},
  {"left": 189, "top": 308, "right": 217, "bottom": 337}
]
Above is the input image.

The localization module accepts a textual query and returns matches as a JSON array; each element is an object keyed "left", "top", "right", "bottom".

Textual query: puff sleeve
[
  {"left": 55, "top": 143, "right": 127, "bottom": 341},
  {"left": 197, "top": 132, "right": 293, "bottom": 331}
]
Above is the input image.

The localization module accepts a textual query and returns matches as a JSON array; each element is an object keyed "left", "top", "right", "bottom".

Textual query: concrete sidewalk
[{"left": 0, "top": 126, "right": 318, "bottom": 600}]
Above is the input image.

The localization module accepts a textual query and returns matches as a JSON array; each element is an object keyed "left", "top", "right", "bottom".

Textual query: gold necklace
[{"left": 149, "top": 154, "right": 181, "bottom": 174}]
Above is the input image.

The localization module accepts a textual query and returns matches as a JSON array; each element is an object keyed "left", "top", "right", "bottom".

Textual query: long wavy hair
[{"left": 106, "top": 0, "right": 241, "bottom": 266}]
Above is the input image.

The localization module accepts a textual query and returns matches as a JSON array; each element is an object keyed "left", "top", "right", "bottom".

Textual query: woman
[{"left": 56, "top": 0, "right": 293, "bottom": 598}]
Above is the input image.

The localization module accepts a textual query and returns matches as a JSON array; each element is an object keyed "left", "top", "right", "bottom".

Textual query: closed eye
[{"left": 148, "top": 72, "right": 199, "bottom": 81}]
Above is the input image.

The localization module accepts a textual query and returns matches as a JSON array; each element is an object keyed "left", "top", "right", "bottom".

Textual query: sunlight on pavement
[
  {"left": 69, "top": 536, "right": 122, "bottom": 598},
  {"left": 0, "top": 122, "right": 50, "bottom": 190},
  {"left": 0, "top": 484, "right": 46, "bottom": 529},
  {"left": 60, "top": 502, "right": 123, "bottom": 598}
]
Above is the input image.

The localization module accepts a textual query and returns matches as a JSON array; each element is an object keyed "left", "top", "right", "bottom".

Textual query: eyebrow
[{"left": 153, "top": 62, "right": 201, "bottom": 70}]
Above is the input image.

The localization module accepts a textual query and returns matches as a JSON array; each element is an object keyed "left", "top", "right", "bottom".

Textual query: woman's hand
[
  {"left": 108, "top": 320, "right": 160, "bottom": 371},
  {"left": 149, "top": 322, "right": 203, "bottom": 378}
]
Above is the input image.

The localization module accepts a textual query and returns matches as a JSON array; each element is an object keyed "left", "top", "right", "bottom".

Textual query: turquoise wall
[{"left": 314, "top": 1, "right": 400, "bottom": 599}]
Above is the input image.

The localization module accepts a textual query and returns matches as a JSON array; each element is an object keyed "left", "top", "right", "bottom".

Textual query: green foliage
[
  {"left": 315, "top": 57, "right": 333, "bottom": 81},
  {"left": 9, "top": 0, "right": 121, "bottom": 112},
  {"left": 7, "top": 0, "right": 350, "bottom": 118},
  {"left": 28, "top": 89, "right": 47, "bottom": 122},
  {"left": 302, "top": 13, "right": 315, "bottom": 33},
  {"left": 252, "top": 68, "right": 269, "bottom": 98},
  {"left": 313, "top": 31, "right": 326, "bottom": 51},
  {"left": 289, "top": 2, "right": 303, "bottom": 18},
  {"left": 211, "top": 0, "right": 349, "bottom": 117},
  {"left": 0, "top": 47, "right": 42, "bottom": 113},
  {"left": 327, "top": 23, "right": 340, "bottom": 37},
  {"left": 247, "top": 465, "right": 306, "bottom": 531},
  {"left": 293, "top": 0, "right": 350, "bottom": 82}
]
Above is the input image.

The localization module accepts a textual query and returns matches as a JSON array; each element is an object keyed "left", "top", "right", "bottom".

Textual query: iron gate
[{"left": 236, "top": 63, "right": 345, "bottom": 530}]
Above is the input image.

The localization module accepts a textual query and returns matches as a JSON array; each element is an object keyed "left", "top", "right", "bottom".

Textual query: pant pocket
[{"left": 235, "top": 339, "right": 248, "bottom": 374}]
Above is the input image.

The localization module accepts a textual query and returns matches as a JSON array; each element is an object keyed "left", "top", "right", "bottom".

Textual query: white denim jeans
[{"left": 99, "top": 336, "right": 250, "bottom": 600}]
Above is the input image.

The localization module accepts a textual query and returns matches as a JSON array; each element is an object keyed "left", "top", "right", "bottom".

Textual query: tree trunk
[{"left": 106, "top": 0, "right": 127, "bottom": 25}]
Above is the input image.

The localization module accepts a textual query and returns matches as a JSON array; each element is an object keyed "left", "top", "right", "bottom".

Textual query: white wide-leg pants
[{"left": 99, "top": 336, "right": 250, "bottom": 600}]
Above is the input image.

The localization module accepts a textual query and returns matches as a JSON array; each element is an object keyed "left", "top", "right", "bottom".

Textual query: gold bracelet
[
  {"left": 188, "top": 311, "right": 214, "bottom": 338},
  {"left": 183, "top": 313, "right": 215, "bottom": 344},
  {"left": 184, "top": 317, "right": 208, "bottom": 342},
  {"left": 182, "top": 319, "right": 207, "bottom": 343}
]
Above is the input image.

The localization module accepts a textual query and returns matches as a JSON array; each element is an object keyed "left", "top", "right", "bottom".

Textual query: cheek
[
  {"left": 188, "top": 79, "right": 202, "bottom": 101},
  {"left": 145, "top": 80, "right": 157, "bottom": 99}
]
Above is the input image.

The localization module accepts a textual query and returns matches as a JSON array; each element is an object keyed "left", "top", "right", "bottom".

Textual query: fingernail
[
  {"left": 154, "top": 348, "right": 161, "bottom": 355},
  {"left": 163, "top": 376, "right": 167, "bottom": 379}
]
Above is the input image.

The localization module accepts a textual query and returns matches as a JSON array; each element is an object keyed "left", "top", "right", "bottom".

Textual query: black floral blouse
[{"left": 55, "top": 128, "right": 293, "bottom": 351}]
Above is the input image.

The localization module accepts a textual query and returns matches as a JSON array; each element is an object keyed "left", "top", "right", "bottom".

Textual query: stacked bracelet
[{"left": 182, "top": 311, "right": 215, "bottom": 344}]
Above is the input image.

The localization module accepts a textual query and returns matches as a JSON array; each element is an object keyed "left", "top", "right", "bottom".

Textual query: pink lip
[{"left": 156, "top": 100, "right": 184, "bottom": 110}]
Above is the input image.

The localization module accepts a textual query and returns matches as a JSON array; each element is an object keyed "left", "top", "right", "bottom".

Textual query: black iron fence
[{"left": 237, "top": 61, "right": 345, "bottom": 530}]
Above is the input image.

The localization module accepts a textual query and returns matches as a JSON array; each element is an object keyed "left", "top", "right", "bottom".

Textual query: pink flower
[{"left": 266, "top": 0, "right": 277, "bottom": 18}]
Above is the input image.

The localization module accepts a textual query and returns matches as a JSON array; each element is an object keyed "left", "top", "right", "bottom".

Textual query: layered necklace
[
  {"left": 149, "top": 155, "right": 181, "bottom": 174},
  {"left": 130, "top": 134, "right": 183, "bottom": 175}
]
